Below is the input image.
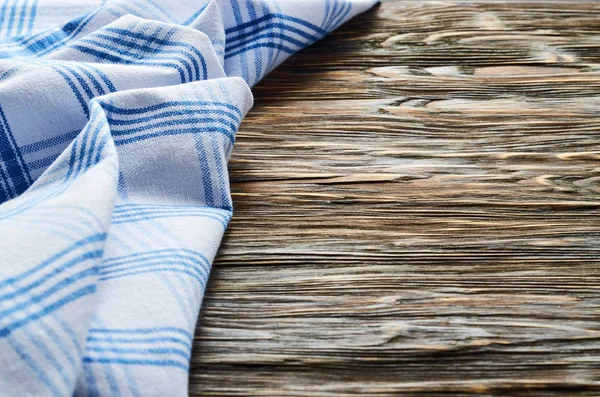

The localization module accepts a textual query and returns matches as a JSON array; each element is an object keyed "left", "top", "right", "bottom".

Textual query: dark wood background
[{"left": 190, "top": 1, "right": 600, "bottom": 395}]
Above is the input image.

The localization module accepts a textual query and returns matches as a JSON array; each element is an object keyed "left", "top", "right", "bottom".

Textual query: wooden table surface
[{"left": 189, "top": 1, "right": 600, "bottom": 395}]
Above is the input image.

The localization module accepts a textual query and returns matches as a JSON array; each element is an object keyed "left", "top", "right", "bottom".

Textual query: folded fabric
[{"left": 0, "top": 0, "right": 378, "bottom": 395}]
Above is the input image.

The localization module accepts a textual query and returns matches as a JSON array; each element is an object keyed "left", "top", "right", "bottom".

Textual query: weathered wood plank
[{"left": 190, "top": 2, "right": 600, "bottom": 396}]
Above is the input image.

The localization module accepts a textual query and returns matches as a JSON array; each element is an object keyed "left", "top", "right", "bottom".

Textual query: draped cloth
[{"left": 0, "top": 0, "right": 378, "bottom": 395}]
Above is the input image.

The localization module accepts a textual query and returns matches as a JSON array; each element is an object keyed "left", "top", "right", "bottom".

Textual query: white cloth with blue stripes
[{"left": 0, "top": 0, "right": 378, "bottom": 395}]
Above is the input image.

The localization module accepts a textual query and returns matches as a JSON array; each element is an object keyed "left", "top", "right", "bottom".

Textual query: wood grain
[{"left": 189, "top": 2, "right": 600, "bottom": 395}]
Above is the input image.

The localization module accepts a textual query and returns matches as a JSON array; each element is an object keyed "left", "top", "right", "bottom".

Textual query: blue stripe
[
  {"left": 245, "top": 0, "right": 263, "bottom": 88},
  {"left": 107, "top": 108, "right": 240, "bottom": 126},
  {"left": 0, "top": 3, "right": 9, "bottom": 36},
  {"left": 0, "top": 13, "right": 82, "bottom": 55},
  {"left": 226, "top": 41, "right": 296, "bottom": 60},
  {"left": 226, "top": 21, "right": 320, "bottom": 48},
  {"left": 111, "top": 209, "right": 230, "bottom": 227},
  {"left": 104, "top": 26, "right": 208, "bottom": 79},
  {"left": 324, "top": 0, "right": 339, "bottom": 30},
  {"left": 330, "top": 0, "right": 352, "bottom": 31},
  {"left": 260, "top": 2, "right": 277, "bottom": 72},
  {"left": 0, "top": 65, "right": 19, "bottom": 81},
  {"left": 15, "top": 0, "right": 29, "bottom": 35},
  {"left": 101, "top": 249, "right": 210, "bottom": 268},
  {"left": 113, "top": 204, "right": 231, "bottom": 219},
  {"left": 82, "top": 362, "right": 101, "bottom": 397},
  {"left": 226, "top": 31, "right": 312, "bottom": 55},
  {"left": 123, "top": 366, "right": 142, "bottom": 397},
  {"left": 62, "top": 117, "right": 82, "bottom": 183},
  {"left": 196, "top": 136, "right": 215, "bottom": 206},
  {"left": 0, "top": 250, "right": 102, "bottom": 302},
  {"left": 76, "top": 28, "right": 199, "bottom": 82},
  {"left": 100, "top": 266, "right": 207, "bottom": 286},
  {"left": 0, "top": 117, "right": 107, "bottom": 222},
  {"left": 110, "top": 116, "right": 239, "bottom": 138},
  {"left": 0, "top": 104, "right": 31, "bottom": 197},
  {"left": 99, "top": 254, "right": 210, "bottom": 272},
  {"left": 210, "top": 136, "right": 229, "bottom": 207},
  {"left": 113, "top": 125, "right": 236, "bottom": 146},
  {"left": 20, "top": 129, "right": 80, "bottom": 154},
  {"left": 89, "top": 327, "right": 193, "bottom": 341},
  {"left": 74, "top": 64, "right": 106, "bottom": 96},
  {"left": 9, "top": 337, "right": 64, "bottom": 396},
  {"left": 0, "top": 161, "right": 10, "bottom": 202},
  {"left": 60, "top": 63, "right": 96, "bottom": 103},
  {"left": 112, "top": 203, "right": 231, "bottom": 217},
  {"left": 0, "top": 233, "right": 105, "bottom": 289},
  {"left": 27, "top": 0, "right": 37, "bottom": 33},
  {"left": 71, "top": 44, "right": 189, "bottom": 84},
  {"left": 22, "top": 325, "right": 73, "bottom": 391},
  {"left": 322, "top": 0, "right": 332, "bottom": 29},
  {"left": 0, "top": 267, "right": 98, "bottom": 320},
  {"left": 95, "top": 67, "right": 116, "bottom": 93},
  {"left": 80, "top": 106, "right": 109, "bottom": 172},
  {"left": 144, "top": 0, "right": 176, "bottom": 22},
  {"left": 64, "top": 106, "right": 102, "bottom": 181},
  {"left": 87, "top": 336, "right": 192, "bottom": 349},
  {"left": 83, "top": 357, "right": 188, "bottom": 371},
  {"left": 225, "top": 13, "right": 328, "bottom": 37},
  {"left": 0, "top": 284, "right": 96, "bottom": 338},
  {"left": 229, "top": 0, "right": 249, "bottom": 83},
  {"left": 6, "top": 0, "right": 18, "bottom": 37},
  {"left": 101, "top": 100, "right": 242, "bottom": 117},
  {"left": 47, "top": 64, "right": 90, "bottom": 117},
  {"left": 182, "top": 2, "right": 209, "bottom": 26},
  {"left": 91, "top": 114, "right": 112, "bottom": 167},
  {"left": 86, "top": 346, "right": 190, "bottom": 359},
  {"left": 101, "top": 359, "right": 121, "bottom": 397},
  {"left": 86, "top": 32, "right": 198, "bottom": 83},
  {"left": 27, "top": 154, "right": 60, "bottom": 171},
  {"left": 24, "top": 9, "right": 98, "bottom": 55}
]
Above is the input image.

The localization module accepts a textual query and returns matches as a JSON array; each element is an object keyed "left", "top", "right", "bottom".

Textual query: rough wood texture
[{"left": 190, "top": 2, "right": 600, "bottom": 395}]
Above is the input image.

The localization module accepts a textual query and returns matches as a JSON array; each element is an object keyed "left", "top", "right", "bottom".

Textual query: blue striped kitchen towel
[{"left": 0, "top": 0, "right": 378, "bottom": 395}]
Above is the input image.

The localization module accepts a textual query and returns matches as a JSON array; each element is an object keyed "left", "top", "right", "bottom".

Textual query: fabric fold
[{"left": 0, "top": 0, "right": 378, "bottom": 395}]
